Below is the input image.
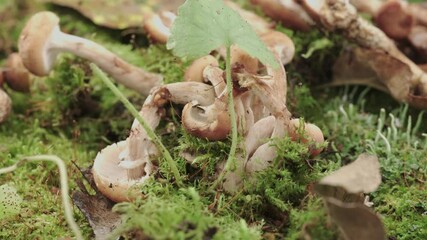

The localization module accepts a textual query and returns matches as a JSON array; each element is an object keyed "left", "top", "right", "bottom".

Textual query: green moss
[{"left": 112, "top": 183, "right": 262, "bottom": 240}]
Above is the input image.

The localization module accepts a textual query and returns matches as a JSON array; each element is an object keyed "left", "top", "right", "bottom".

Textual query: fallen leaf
[
  {"left": 71, "top": 167, "right": 121, "bottom": 240},
  {"left": 324, "top": 197, "right": 386, "bottom": 240},
  {"left": 317, "top": 153, "right": 381, "bottom": 195}
]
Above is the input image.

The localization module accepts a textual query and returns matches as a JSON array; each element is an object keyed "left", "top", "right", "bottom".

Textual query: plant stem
[
  {"left": 211, "top": 45, "right": 238, "bottom": 189},
  {"left": 0, "top": 155, "right": 83, "bottom": 240},
  {"left": 90, "top": 64, "right": 183, "bottom": 187}
]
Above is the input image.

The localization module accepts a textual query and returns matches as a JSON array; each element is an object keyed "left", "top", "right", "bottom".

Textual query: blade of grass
[{"left": 90, "top": 64, "right": 183, "bottom": 186}]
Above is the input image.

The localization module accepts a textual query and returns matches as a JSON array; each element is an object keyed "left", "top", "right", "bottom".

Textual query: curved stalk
[{"left": 212, "top": 45, "right": 239, "bottom": 189}]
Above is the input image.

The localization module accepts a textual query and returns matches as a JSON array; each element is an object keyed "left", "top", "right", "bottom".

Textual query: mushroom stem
[{"left": 49, "top": 29, "right": 161, "bottom": 95}]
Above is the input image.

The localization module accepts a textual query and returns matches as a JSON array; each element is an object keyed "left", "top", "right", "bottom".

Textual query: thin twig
[{"left": 0, "top": 155, "right": 83, "bottom": 240}]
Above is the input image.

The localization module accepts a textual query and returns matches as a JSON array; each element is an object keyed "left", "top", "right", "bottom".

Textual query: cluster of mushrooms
[{"left": 7, "top": 0, "right": 426, "bottom": 202}]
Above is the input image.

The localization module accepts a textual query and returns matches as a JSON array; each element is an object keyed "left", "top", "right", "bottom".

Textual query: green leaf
[
  {"left": 0, "top": 184, "right": 22, "bottom": 220},
  {"left": 167, "top": 0, "right": 278, "bottom": 68}
]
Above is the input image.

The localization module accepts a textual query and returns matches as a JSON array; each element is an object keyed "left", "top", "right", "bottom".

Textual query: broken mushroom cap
[
  {"left": 19, "top": 11, "right": 162, "bottom": 95},
  {"left": 4, "top": 53, "right": 31, "bottom": 92},
  {"left": 184, "top": 55, "right": 219, "bottom": 82},
  {"left": 261, "top": 30, "right": 295, "bottom": 65},
  {"left": 374, "top": 0, "right": 414, "bottom": 40},
  {"left": 92, "top": 141, "right": 155, "bottom": 202},
  {"left": 251, "top": 0, "right": 314, "bottom": 31},
  {"left": 289, "top": 118, "right": 324, "bottom": 156},
  {"left": 0, "top": 88, "right": 12, "bottom": 123},
  {"left": 182, "top": 99, "right": 231, "bottom": 141},
  {"left": 143, "top": 11, "right": 176, "bottom": 44}
]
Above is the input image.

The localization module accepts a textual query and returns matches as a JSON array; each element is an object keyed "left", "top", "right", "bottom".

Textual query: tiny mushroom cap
[
  {"left": 182, "top": 99, "right": 231, "bottom": 141},
  {"left": 0, "top": 88, "right": 12, "bottom": 123},
  {"left": 374, "top": 0, "right": 414, "bottom": 40},
  {"left": 143, "top": 11, "right": 176, "bottom": 44},
  {"left": 184, "top": 55, "right": 219, "bottom": 82},
  {"left": 289, "top": 118, "right": 325, "bottom": 156},
  {"left": 4, "top": 53, "right": 31, "bottom": 92},
  {"left": 261, "top": 30, "right": 295, "bottom": 65},
  {"left": 92, "top": 141, "right": 155, "bottom": 202}
]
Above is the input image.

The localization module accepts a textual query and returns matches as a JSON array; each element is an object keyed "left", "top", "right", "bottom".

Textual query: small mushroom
[
  {"left": 251, "top": 0, "right": 315, "bottom": 31},
  {"left": 374, "top": 0, "right": 414, "bottom": 40},
  {"left": 289, "top": 118, "right": 325, "bottom": 156},
  {"left": 408, "top": 25, "right": 427, "bottom": 61},
  {"left": 231, "top": 46, "right": 259, "bottom": 74},
  {"left": 184, "top": 55, "right": 219, "bottom": 82},
  {"left": 3, "top": 53, "right": 31, "bottom": 92},
  {"left": 93, "top": 82, "right": 217, "bottom": 202},
  {"left": 143, "top": 11, "right": 176, "bottom": 44},
  {"left": 0, "top": 87, "right": 12, "bottom": 123},
  {"left": 261, "top": 31, "right": 295, "bottom": 65},
  {"left": 19, "top": 11, "right": 162, "bottom": 95},
  {"left": 182, "top": 99, "right": 231, "bottom": 141}
]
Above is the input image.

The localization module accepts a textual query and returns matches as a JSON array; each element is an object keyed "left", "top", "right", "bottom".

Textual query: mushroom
[
  {"left": 19, "top": 11, "right": 162, "bottom": 95},
  {"left": 184, "top": 55, "right": 219, "bottom": 82},
  {"left": 374, "top": 0, "right": 414, "bottom": 40},
  {"left": 289, "top": 118, "right": 325, "bottom": 157},
  {"left": 250, "top": 0, "right": 315, "bottom": 31},
  {"left": 261, "top": 30, "right": 295, "bottom": 65},
  {"left": 224, "top": 0, "right": 273, "bottom": 35},
  {"left": 182, "top": 66, "right": 231, "bottom": 140},
  {"left": 3, "top": 53, "right": 31, "bottom": 92},
  {"left": 143, "top": 11, "right": 176, "bottom": 44},
  {"left": 408, "top": 25, "right": 427, "bottom": 61},
  {"left": 0, "top": 87, "right": 12, "bottom": 124},
  {"left": 93, "top": 82, "right": 217, "bottom": 202}
]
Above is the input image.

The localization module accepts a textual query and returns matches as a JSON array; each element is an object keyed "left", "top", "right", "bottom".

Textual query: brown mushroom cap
[
  {"left": 184, "top": 55, "right": 219, "bottom": 82},
  {"left": 143, "top": 11, "right": 176, "bottom": 44},
  {"left": 0, "top": 89, "right": 12, "bottom": 123},
  {"left": 231, "top": 46, "right": 259, "bottom": 74},
  {"left": 289, "top": 118, "right": 324, "bottom": 156},
  {"left": 252, "top": 0, "right": 314, "bottom": 31},
  {"left": 92, "top": 141, "right": 154, "bottom": 202},
  {"left": 18, "top": 11, "right": 60, "bottom": 76},
  {"left": 374, "top": 0, "right": 414, "bottom": 40},
  {"left": 181, "top": 99, "right": 231, "bottom": 141},
  {"left": 4, "top": 53, "right": 31, "bottom": 92},
  {"left": 408, "top": 25, "right": 427, "bottom": 61},
  {"left": 0, "top": 71, "right": 4, "bottom": 87},
  {"left": 261, "top": 31, "right": 295, "bottom": 65}
]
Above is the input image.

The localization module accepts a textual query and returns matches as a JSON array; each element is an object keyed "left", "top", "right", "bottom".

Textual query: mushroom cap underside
[{"left": 93, "top": 141, "right": 150, "bottom": 202}]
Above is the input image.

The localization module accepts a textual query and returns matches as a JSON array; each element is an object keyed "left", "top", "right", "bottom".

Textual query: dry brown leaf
[
  {"left": 318, "top": 153, "right": 381, "bottom": 195},
  {"left": 324, "top": 197, "right": 386, "bottom": 240}
]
